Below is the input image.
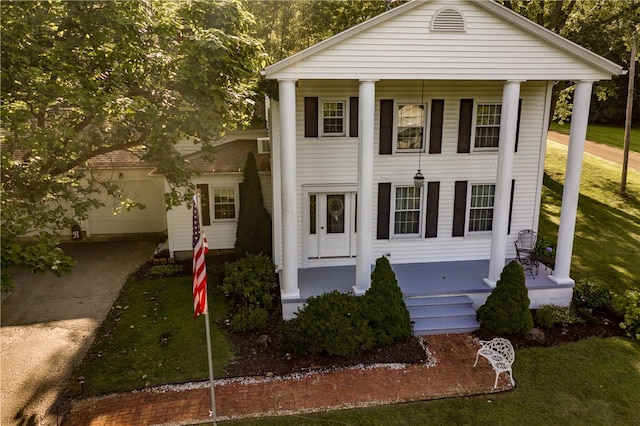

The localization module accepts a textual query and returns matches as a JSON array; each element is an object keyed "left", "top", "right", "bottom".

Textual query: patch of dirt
[{"left": 223, "top": 300, "right": 625, "bottom": 378}]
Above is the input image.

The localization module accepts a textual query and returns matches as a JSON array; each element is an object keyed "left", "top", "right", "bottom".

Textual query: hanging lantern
[{"left": 413, "top": 169, "right": 425, "bottom": 188}]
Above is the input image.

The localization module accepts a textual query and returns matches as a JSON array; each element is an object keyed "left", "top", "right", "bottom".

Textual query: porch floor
[{"left": 295, "top": 259, "right": 564, "bottom": 301}]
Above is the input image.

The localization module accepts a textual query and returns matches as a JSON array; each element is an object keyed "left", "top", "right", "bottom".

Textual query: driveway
[{"left": 1, "top": 240, "right": 155, "bottom": 426}]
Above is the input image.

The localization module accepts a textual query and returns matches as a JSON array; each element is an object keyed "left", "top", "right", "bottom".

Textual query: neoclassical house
[{"left": 262, "top": 0, "right": 623, "bottom": 333}]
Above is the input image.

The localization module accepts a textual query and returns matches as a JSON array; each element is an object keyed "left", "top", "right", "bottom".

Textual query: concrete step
[{"left": 405, "top": 294, "right": 480, "bottom": 336}]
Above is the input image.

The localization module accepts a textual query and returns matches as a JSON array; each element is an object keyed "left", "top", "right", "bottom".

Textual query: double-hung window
[
  {"left": 321, "top": 100, "right": 345, "bottom": 136},
  {"left": 212, "top": 187, "right": 236, "bottom": 220},
  {"left": 469, "top": 184, "right": 495, "bottom": 232},
  {"left": 397, "top": 104, "right": 426, "bottom": 150},
  {"left": 474, "top": 104, "right": 501, "bottom": 149},
  {"left": 394, "top": 186, "right": 421, "bottom": 235}
]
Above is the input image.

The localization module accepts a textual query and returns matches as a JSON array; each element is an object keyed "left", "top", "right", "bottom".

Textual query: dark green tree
[
  {"left": 1, "top": 0, "right": 263, "bottom": 290},
  {"left": 235, "top": 152, "right": 272, "bottom": 257},
  {"left": 477, "top": 261, "right": 534, "bottom": 336},
  {"left": 362, "top": 256, "right": 412, "bottom": 346}
]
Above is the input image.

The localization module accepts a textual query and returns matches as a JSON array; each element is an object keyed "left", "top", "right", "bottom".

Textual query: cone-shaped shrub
[
  {"left": 362, "top": 256, "right": 412, "bottom": 346},
  {"left": 477, "top": 260, "right": 533, "bottom": 336},
  {"left": 235, "top": 152, "right": 272, "bottom": 257}
]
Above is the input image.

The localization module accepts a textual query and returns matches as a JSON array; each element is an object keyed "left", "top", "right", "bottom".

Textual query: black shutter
[
  {"left": 457, "top": 99, "right": 473, "bottom": 153},
  {"left": 429, "top": 99, "right": 444, "bottom": 154},
  {"left": 508, "top": 179, "right": 515, "bottom": 235},
  {"left": 377, "top": 183, "right": 391, "bottom": 239},
  {"left": 304, "top": 97, "right": 318, "bottom": 138},
  {"left": 452, "top": 181, "right": 468, "bottom": 237},
  {"left": 515, "top": 99, "right": 523, "bottom": 152},
  {"left": 197, "top": 184, "right": 210, "bottom": 226},
  {"left": 425, "top": 181, "right": 440, "bottom": 238},
  {"left": 379, "top": 99, "right": 393, "bottom": 155},
  {"left": 350, "top": 96, "right": 359, "bottom": 137}
]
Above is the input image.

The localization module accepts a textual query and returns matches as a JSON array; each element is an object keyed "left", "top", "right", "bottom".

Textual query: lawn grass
[
  {"left": 538, "top": 141, "right": 640, "bottom": 294},
  {"left": 550, "top": 122, "right": 640, "bottom": 152},
  {"left": 68, "top": 272, "right": 233, "bottom": 397},
  {"left": 221, "top": 337, "right": 640, "bottom": 425}
]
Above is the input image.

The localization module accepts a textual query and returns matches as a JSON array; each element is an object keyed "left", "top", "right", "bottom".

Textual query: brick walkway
[{"left": 63, "top": 334, "right": 513, "bottom": 425}]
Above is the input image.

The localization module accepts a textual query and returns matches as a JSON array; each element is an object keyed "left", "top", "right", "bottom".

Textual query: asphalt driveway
[{"left": 1, "top": 240, "right": 156, "bottom": 426}]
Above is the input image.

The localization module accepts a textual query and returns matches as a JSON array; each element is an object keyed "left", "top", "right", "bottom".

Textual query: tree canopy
[{"left": 1, "top": 0, "right": 263, "bottom": 290}]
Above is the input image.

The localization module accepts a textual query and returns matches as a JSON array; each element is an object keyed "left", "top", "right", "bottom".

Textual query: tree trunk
[{"left": 620, "top": 33, "right": 637, "bottom": 195}]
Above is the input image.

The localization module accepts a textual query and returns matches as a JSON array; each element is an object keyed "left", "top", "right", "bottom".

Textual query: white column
[
  {"left": 354, "top": 79, "right": 377, "bottom": 295},
  {"left": 485, "top": 80, "right": 522, "bottom": 287},
  {"left": 278, "top": 79, "right": 300, "bottom": 299},
  {"left": 550, "top": 80, "right": 594, "bottom": 285}
]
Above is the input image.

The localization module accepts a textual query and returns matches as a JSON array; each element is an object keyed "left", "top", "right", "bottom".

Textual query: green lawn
[
  {"left": 68, "top": 272, "right": 234, "bottom": 396},
  {"left": 538, "top": 141, "right": 640, "bottom": 294},
  {"left": 550, "top": 122, "right": 640, "bottom": 153},
  {"left": 222, "top": 337, "right": 640, "bottom": 425}
]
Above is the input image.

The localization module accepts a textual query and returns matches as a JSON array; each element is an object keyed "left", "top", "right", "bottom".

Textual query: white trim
[
  {"left": 466, "top": 182, "right": 496, "bottom": 235},
  {"left": 394, "top": 101, "right": 430, "bottom": 153},
  {"left": 390, "top": 184, "right": 424, "bottom": 239},
  {"left": 319, "top": 99, "right": 348, "bottom": 137},
  {"left": 471, "top": 101, "right": 502, "bottom": 152},
  {"left": 210, "top": 185, "right": 239, "bottom": 222}
]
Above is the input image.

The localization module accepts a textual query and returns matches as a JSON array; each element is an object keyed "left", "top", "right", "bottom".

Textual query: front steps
[{"left": 405, "top": 295, "right": 480, "bottom": 335}]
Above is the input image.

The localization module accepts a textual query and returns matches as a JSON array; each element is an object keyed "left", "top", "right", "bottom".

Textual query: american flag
[{"left": 192, "top": 195, "right": 209, "bottom": 317}]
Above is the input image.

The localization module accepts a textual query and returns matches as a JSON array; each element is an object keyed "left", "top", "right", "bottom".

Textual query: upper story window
[
  {"left": 213, "top": 187, "right": 237, "bottom": 221},
  {"left": 394, "top": 185, "right": 421, "bottom": 235},
  {"left": 397, "top": 104, "right": 426, "bottom": 150},
  {"left": 468, "top": 184, "right": 495, "bottom": 232},
  {"left": 321, "top": 100, "right": 346, "bottom": 136},
  {"left": 474, "top": 104, "right": 501, "bottom": 149}
]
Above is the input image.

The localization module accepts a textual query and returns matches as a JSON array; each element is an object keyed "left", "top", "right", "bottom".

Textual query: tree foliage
[
  {"left": 0, "top": 0, "right": 263, "bottom": 290},
  {"left": 235, "top": 151, "right": 272, "bottom": 257}
]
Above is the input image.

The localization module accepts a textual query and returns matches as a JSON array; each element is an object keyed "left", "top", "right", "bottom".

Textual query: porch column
[
  {"left": 354, "top": 79, "right": 377, "bottom": 295},
  {"left": 485, "top": 80, "right": 522, "bottom": 287},
  {"left": 550, "top": 80, "right": 594, "bottom": 285},
  {"left": 279, "top": 79, "right": 300, "bottom": 299}
]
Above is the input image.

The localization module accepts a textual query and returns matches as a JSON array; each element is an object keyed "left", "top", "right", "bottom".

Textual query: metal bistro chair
[{"left": 514, "top": 229, "right": 539, "bottom": 278}]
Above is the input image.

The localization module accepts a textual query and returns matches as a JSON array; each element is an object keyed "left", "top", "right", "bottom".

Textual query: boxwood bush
[
  {"left": 535, "top": 304, "right": 583, "bottom": 329},
  {"left": 477, "top": 260, "right": 534, "bottom": 336},
  {"left": 571, "top": 278, "right": 612, "bottom": 310},
  {"left": 615, "top": 290, "right": 640, "bottom": 340}
]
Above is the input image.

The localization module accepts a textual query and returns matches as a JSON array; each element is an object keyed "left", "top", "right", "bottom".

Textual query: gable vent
[{"left": 431, "top": 8, "right": 465, "bottom": 32}]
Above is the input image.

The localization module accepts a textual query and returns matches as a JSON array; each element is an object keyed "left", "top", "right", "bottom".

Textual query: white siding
[
  {"left": 271, "top": 80, "right": 548, "bottom": 268},
  {"left": 167, "top": 173, "right": 273, "bottom": 255},
  {"left": 266, "top": 0, "right": 613, "bottom": 81}
]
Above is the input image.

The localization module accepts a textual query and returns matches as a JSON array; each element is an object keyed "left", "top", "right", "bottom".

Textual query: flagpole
[{"left": 196, "top": 190, "right": 217, "bottom": 425}]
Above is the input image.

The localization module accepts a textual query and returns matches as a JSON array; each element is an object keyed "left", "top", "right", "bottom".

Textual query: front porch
[{"left": 281, "top": 260, "right": 575, "bottom": 334}]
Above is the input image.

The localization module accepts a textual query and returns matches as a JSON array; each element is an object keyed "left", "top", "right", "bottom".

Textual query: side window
[
  {"left": 321, "top": 100, "right": 346, "bottom": 136},
  {"left": 468, "top": 184, "right": 495, "bottom": 232},
  {"left": 393, "top": 186, "right": 421, "bottom": 236},
  {"left": 212, "top": 187, "right": 237, "bottom": 221},
  {"left": 474, "top": 104, "right": 501, "bottom": 149},
  {"left": 396, "top": 104, "right": 426, "bottom": 151}
]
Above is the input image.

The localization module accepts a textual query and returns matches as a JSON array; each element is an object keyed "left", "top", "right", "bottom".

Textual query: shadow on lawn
[{"left": 539, "top": 172, "right": 639, "bottom": 294}]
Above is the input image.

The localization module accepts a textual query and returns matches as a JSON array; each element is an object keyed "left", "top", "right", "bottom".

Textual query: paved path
[
  {"left": 64, "top": 334, "right": 510, "bottom": 425},
  {"left": 547, "top": 130, "right": 640, "bottom": 171},
  {"left": 1, "top": 241, "right": 156, "bottom": 426}
]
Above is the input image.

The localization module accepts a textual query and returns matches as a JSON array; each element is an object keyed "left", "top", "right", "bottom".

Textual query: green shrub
[
  {"left": 535, "top": 304, "right": 584, "bottom": 329},
  {"left": 534, "top": 234, "right": 556, "bottom": 258},
  {"left": 229, "top": 306, "right": 269, "bottom": 332},
  {"left": 571, "top": 278, "right": 612, "bottom": 310},
  {"left": 279, "top": 318, "right": 310, "bottom": 356},
  {"left": 291, "top": 290, "right": 374, "bottom": 358},
  {"left": 235, "top": 152, "right": 272, "bottom": 257},
  {"left": 615, "top": 290, "right": 640, "bottom": 340},
  {"left": 221, "top": 254, "right": 277, "bottom": 331},
  {"left": 147, "top": 264, "right": 184, "bottom": 278},
  {"left": 361, "top": 256, "right": 411, "bottom": 346},
  {"left": 477, "top": 261, "right": 534, "bottom": 336}
]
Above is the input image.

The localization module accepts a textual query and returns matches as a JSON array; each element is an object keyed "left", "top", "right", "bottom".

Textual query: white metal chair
[
  {"left": 514, "top": 229, "right": 539, "bottom": 278},
  {"left": 474, "top": 338, "right": 515, "bottom": 388}
]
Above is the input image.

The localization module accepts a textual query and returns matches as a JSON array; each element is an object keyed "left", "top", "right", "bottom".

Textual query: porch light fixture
[{"left": 413, "top": 80, "right": 425, "bottom": 189}]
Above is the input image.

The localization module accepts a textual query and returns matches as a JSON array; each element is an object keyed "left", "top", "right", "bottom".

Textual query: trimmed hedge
[{"left": 477, "top": 260, "right": 534, "bottom": 336}]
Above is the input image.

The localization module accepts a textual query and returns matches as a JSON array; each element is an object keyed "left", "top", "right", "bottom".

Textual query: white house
[{"left": 263, "top": 0, "right": 623, "bottom": 333}]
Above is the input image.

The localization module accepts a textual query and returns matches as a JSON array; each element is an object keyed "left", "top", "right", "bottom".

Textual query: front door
[{"left": 308, "top": 193, "right": 355, "bottom": 258}]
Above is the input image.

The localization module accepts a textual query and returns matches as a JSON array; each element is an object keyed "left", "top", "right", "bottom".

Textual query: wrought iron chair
[
  {"left": 514, "top": 229, "right": 539, "bottom": 278},
  {"left": 474, "top": 338, "right": 515, "bottom": 388}
]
